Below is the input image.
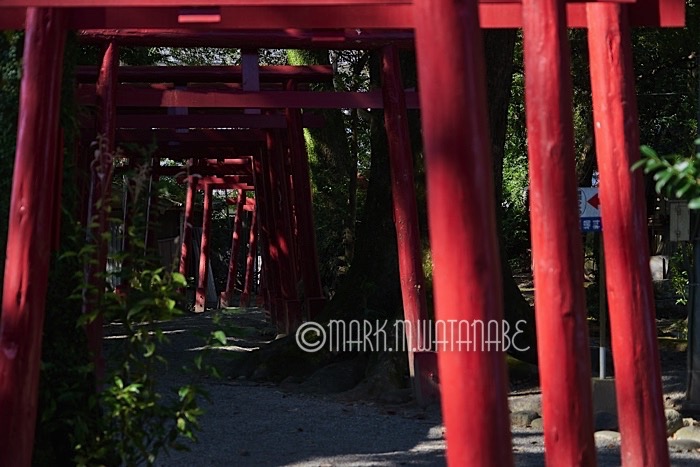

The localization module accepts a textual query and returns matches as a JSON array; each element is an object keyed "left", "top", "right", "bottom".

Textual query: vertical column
[
  {"left": 522, "top": 0, "right": 596, "bottom": 464},
  {"left": 0, "top": 8, "right": 67, "bottom": 465},
  {"left": 414, "top": 1, "right": 512, "bottom": 465},
  {"left": 381, "top": 45, "right": 430, "bottom": 385},
  {"left": 195, "top": 184, "right": 214, "bottom": 313},
  {"left": 264, "top": 131, "right": 301, "bottom": 332},
  {"left": 587, "top": 5, "right": 669, "bottom": 465},
  {"left": 179, "top": 169, "right": 198, "bottom": 278},
  {"left": 253, "top": 151, "right": 276, "bottom": 320},
  {"left": 241, "top": 200, "right": 258, "bottom": 307},
  {"left": 222, "top": 190, "right": 247, "bottom": 307},
  {"left": 85, "top": 40, "right": 119, "bottom": 385},
  {"left": 285, "top": 81, "right": 326, "bottom": 320}
]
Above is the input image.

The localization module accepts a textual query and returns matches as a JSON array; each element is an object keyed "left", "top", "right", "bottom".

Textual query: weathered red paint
[
  {"left": 265, "top": 129, "right": 301, "bottom": 332},
  {"left": 253, "top": 149, "right": 279, "bottom": 324},
  {"left": 586, "top": 4, "right": 669, "bottom": 465},
  {"left": 179, "top": 171, "right": 198, "bottom": 279},
  {"left": 221, "top": 190, "right": 247, "bottom": 307},
  {"left": 77, "top": 28, "right": 416, "bottom": 49},
  {"left": 114, "top": 113, "right": 325, "bottom": 130},
  {"left": 380, "top": 44, "right": 429, "bottom": 385},
  {"left": 0, "top": 5, "right": 415, "bottom": 30},
  {"left": 0, "top": 0, "right": 685, "bottom": 31},
  {"left": 285, "top": 83, "right": 325, "bottom": 319},
  {"left": 414, "top": 1, "right": 512, "bottom": 465},
  {"left": 0, "top": 8, "right": 66, "bottom": 465},
  {"left": 75, "top": 64, "right": 334, "bottom": 83},
  {"left": 195, "top": 183, "right": 214, "bottom": 313},
  {"left": 241, "top": 201, "right": 258, "bottom": 307},
  {"left": 77, "top": 85, "right": 421, "bottom": 110},
  {"left": 85, "top": 40, "right": 119, "bottom": 385},
  {"left": 117, "top": 129, "right": 264, "bottom": 144},
  {"left": 162, "top": 166, "right": 253, "bottom": 178},
  {"left": 522, "top": 0, "right": 597, "bottom": 463}
]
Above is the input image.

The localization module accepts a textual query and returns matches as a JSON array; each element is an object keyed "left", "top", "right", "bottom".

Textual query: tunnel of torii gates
[{"left": 0, "top": 0, "right": 687, "bottom": 466}]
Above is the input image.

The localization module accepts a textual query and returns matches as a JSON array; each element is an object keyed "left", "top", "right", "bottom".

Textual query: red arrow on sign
[{"left": 588, "top": 193, "right": 600, "bottom": 210}]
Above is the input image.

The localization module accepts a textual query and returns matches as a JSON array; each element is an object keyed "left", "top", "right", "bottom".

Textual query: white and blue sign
[{"left": 578, "top": 187, "right": 602, "bottom": 232}]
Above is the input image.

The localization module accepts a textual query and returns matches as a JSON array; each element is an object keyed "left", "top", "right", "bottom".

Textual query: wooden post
[
  {"left": 253, "top": 150, "right": 278, "bottom": 322},
  {"left": 0, "top": 8, "right": 66, "bottom": 465},
  {"left": 380, "top": 44, "right": 430, "bottom": 392},
  {"left": 241, "top": 201, "right": 258, "bottom": 307},
  {"left": 587, "top": 4, "right": 669, "bottom": 465},
  {"left": 222, "top": 190, "right": 247, "bottom": 306},
  {"left": 265, "top": 130, "right": 301, "bottom": 332},
  {"left": 195, "top": 183, "right": 214, "bottom": 313},
  {"left": 179, "top": 170, "right": 198, "bottom": 279},
  {"left": 285, "top": 81, "right": 326, "bottom": 320},
  {"left": 522, "top": 0, "right": 597, "bottom": 463},
  {"left": 414, "top": 1, "right": 512, "bottom": 465},
  {"left": 85, "top": 40, "right": 119, "bottom": 385}
]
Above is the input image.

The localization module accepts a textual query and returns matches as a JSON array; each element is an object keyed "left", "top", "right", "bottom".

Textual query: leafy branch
[{"left": 633, "top": 140, "right": 700, "bottom": 208}]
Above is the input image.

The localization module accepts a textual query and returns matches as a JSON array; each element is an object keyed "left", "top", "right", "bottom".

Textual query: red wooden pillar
[
  {"left": 587, "top": 5, "right": 669, "bottom": 465},
  {"left": 241, "top": 200, "right": 258, "bottom": 307},
  {"left": 179, "top": 170, "right": 198, "bottom": 279},
  {"left": 221, "top": 190, "right": 247, "bottom": 306},
  {"left": 285, "top": 82, "right": 326, "bottom": 320},
  {"left": 381, "top": 44, "right": 430, "bottom": 385},
  {"left": 522, "top": 0, "right": 597, "bottom": 464},
  {"left": 265, "top": 131, "right": 301, "bottom": 332},
  {"left": 0, "top": 8, "right": 67, "bottom": 465},
  {"left": 414, "top": 1, "right": 512, "bottom": 465},
  {"left": 254, "top": 150, "right": 277, "bottom": 321},
  {"left": 195, "top": 183, "right": 214, "bottom": 313},
  {"left": 85, "top": 40, "right": 119, "bottom": 385}
]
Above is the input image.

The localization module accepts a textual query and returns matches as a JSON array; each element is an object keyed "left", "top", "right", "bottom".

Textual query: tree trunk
[
  {"left": 485, "top": 29, "right": 539, "bottom": 363},
  {"left": 321, "top": 52, "right": 401, "bottom": 321},
  {"left": 287, "top": 50, "right": 356, "bottom": 291}
]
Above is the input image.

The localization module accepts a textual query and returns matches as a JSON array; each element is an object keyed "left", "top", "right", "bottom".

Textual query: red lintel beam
[
  {"left": 0, "top": 1, "right": 684, "bottom": 31},
  {"left": 137, "top": 144, "right": 261, "bottom": 158},
  {"left": 77, "top": 85, "right": 421, "bottom": 110},
  {"left": 115, "top": 113, "right": 324, "bottom": 129},
  {"left": 1, "top": 0, "right": 412, "bottom": 5},
  {"left": 116, "top": 128, "right": 265, "bottom": 143},
  {"left": 159, "top": 167, "right": 253, "bottom": 178},
  {"left": 76, "top": 65, "right": 333, "bottom": 84},
  {"left": 203, "top": 182, "right": 255, "bottom": 191},
  {"left": 77, "top": 29, "right": 416, "bottom": 49},
  {"left": 189, "top": 176, "right": 253, "bottom": 186}
]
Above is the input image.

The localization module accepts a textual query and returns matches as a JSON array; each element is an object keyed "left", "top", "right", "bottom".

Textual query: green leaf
[
  {"left": 212, "top": 330, "right": 227, "bottom": 346},
  {"left": 171, "top": 272, "right": 187, "bottom": 286},
  {"left": 688, "top": 197, "right": 700, "bottom": 210}
]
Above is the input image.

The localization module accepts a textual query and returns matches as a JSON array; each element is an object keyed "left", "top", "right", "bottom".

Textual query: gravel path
[{"left": 129, "top": 310, "right": 700, "bottom": 467}]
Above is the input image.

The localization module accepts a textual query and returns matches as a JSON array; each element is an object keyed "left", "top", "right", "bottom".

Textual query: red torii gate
[{"left": 0, "top": 1, "right": 685, "bottom": 467}]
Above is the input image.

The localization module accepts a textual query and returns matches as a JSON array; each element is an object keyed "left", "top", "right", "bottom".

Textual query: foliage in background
[
  {"left": 635, "top": 142, "right": 700, "bottom": 208},
  {"left": 68, "top": 146, "right": 214, "bottom": 466},
  {"left": 502, "top": 65, "right": 531, "bottom": 265}
]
